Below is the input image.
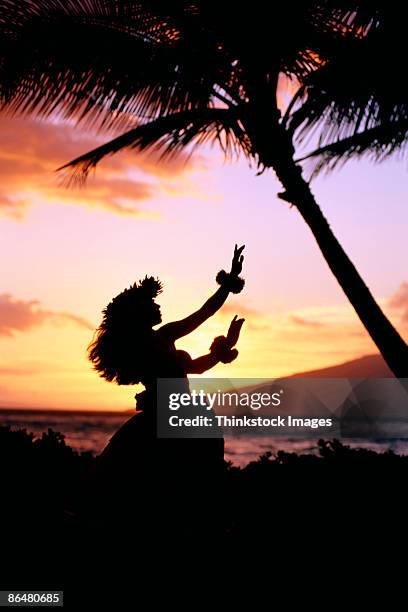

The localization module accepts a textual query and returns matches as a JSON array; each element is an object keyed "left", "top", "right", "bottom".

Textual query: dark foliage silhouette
[
  {"left": 1, "top": 424, "right": 407, "bottom": 604},
  {"left": 0, "top": 425, "right": 93, "bottom": 594},
  {"left": 0, "top": 1, "right": 406, "bottom": 375},
  {"left": 0, "top": 425, "right": 93, "bottom": 521}
]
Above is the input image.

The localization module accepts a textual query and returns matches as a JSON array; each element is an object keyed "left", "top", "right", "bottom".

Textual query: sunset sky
[{"left": 1, "top": 113, "right": 407, "bottom": 410}]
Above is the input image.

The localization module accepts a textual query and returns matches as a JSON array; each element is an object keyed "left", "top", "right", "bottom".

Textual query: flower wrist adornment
[
  {"left": 209, "top": 335, "right": 237, "bottom": 364},
  {"left": 215, "top": 270, "right": 245, "bottom": 294}
]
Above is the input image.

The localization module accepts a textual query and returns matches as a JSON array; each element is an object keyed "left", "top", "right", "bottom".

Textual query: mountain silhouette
[{"left": 289, "top": 354, "right": 393, "bottom": 379}]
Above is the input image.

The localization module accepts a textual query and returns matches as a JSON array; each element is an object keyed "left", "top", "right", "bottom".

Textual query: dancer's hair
[{"left": 88, "top": 276, "right": 162, "bottom": 385}]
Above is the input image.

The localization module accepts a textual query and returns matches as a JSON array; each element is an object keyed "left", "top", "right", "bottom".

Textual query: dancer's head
[
  {"left": 88, "top": 276, "right": 163, "bottom": 385},
  {"left": 104, "top": 276, "right": 163, "bottom": 327}
]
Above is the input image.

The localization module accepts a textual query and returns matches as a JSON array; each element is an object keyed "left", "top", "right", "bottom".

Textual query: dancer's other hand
[{"left": 226, "top": 315, "right": 245, "bottom": 347}]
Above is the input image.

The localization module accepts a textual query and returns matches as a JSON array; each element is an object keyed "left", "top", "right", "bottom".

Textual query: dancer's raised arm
[{"left": 159, "top": 245, "right": 245, "bottom": 341}]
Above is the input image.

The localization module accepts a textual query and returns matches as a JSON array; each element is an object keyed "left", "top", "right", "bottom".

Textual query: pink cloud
[
  {"left": 290, "top": 315, "right": 325, "bottom": 328},
  {"left": 218, "top": 301, "right": 269, "bottom": 331},
  {"left": 220, "top": 301, "right": 260, "bottom": 317},
  {"left": 0, "top": 116, "right": 198, "bottom": 217},
  {"left": 389, "top": 282, "right": 408, "bottom": 323},
  {"left": 0, "top": 294, "right": 93, "bottom": 336}
]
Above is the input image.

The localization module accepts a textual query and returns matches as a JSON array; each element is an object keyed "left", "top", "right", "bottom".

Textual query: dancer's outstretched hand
[
  {"left": 226, "top": 315, "right": 245, "bottom": 347},
  {"left": 222, "top": 348, "right": 238, "bottom": 363},
  {"left": 230, "top": 244, "right": 245, "bottom": 276}
]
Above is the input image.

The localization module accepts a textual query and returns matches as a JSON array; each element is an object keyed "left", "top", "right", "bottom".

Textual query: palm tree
[{"left": 1, "top": 1, "right": 406, "bottom": 375}]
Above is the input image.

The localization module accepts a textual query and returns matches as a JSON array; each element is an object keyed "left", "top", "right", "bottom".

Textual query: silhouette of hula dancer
[{"left": 87, "top": 245, "right": 245, "bottom": 532}]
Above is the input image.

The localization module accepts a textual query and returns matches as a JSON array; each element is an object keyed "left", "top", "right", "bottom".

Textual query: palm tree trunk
[{"left": 271, "top": 144, "right": 408, "bottom": 377}]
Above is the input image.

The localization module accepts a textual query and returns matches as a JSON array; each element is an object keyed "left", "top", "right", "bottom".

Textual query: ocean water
[{"left": 1, "top": 409, "right": 408, "bottom": 467}]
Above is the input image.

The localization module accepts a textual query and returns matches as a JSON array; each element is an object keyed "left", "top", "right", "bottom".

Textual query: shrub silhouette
[
  {"left": 0, "top": 426, "right": 93, "bottom": 523},
  {"left": 1, "top": 426, "right": 406, "bottom": 530},
  {"left": 0, "top": 426, "right": 406, "bottom": 595}
]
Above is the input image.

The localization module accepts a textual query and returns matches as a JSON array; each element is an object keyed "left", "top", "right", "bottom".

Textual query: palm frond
[
  {"left": 297, "top": 119, "right": 408, "bottom": 175},
  {"left": 58, "top": 107, "right": 252, "bottom": 182},
  {"left": 289, "top": 2, "right": 408, "bottom": 174},
  {"left": 0, "top": 0, "right": 235, "bottom": 130}
]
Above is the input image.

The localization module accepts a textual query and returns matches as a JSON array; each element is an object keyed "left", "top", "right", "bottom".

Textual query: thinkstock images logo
[{"left": 157, "top": 377, "right": 408, "bottom": 440}]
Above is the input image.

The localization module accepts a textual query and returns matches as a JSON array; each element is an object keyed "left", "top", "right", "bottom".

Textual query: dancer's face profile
[{"left": 151, "top": 301, "right": 162, "bottom": 326}]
